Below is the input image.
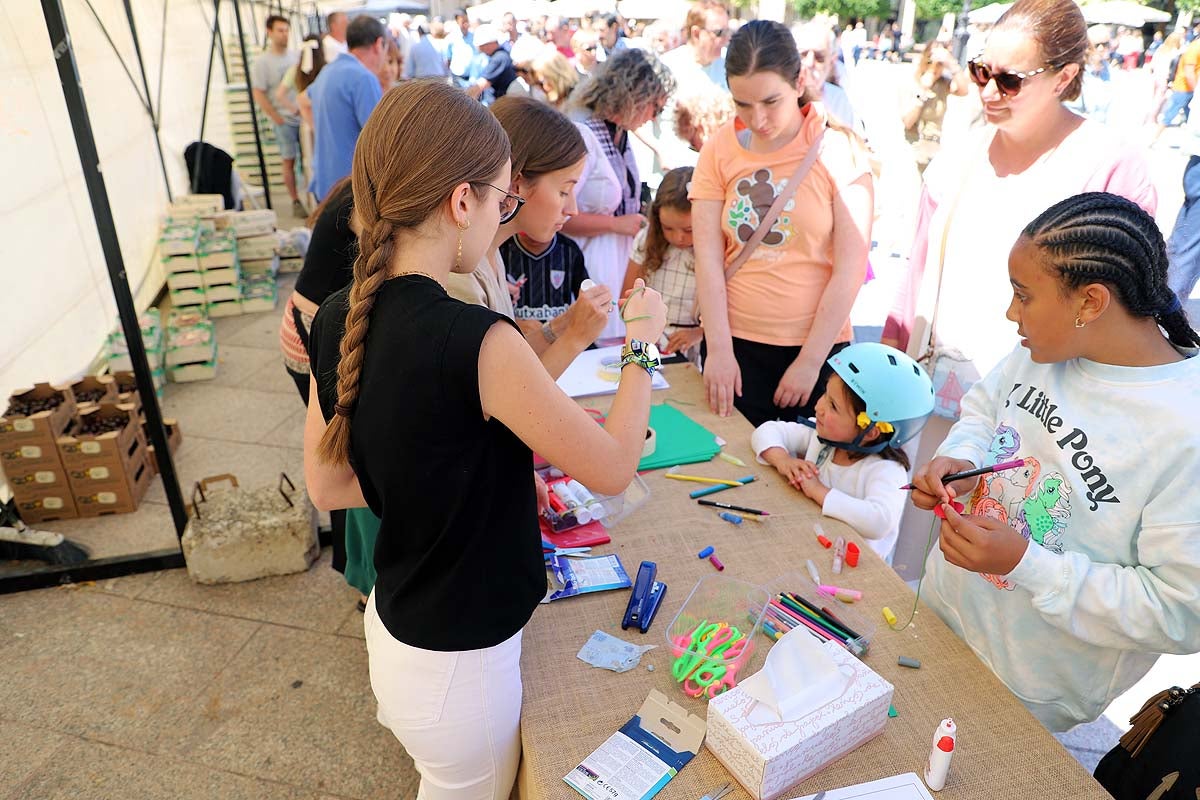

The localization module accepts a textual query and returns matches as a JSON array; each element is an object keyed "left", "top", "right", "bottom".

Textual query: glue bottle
[
  {"left": 552, "top": 483, "right": 592, "bottom": 524},
  {"left": 924, "top": 718, "right": 956, "bottom": 791},
  {"left": 567, "top": 479, "right": 607, "bottom": 520}
]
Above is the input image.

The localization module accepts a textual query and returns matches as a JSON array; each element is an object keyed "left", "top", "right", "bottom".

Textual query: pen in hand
[{"left": 900, "top": 458, "right": 1026, "bottom": 491}]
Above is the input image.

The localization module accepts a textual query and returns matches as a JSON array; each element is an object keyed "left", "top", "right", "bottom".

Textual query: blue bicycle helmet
[{"left": 821, "top": 343, "right": 935, "bottom": 454}]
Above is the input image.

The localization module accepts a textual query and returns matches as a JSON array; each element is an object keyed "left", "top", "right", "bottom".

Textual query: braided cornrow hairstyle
[
  {"left": 1022, "top": 192, "right": 1200, "bottom": 349},
  {"left": 316, "top": 80, "right": 511, "bottom": 466}
]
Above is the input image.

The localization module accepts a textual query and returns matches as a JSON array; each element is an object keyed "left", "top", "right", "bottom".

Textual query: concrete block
[{"left": 182, "top": 481, "right": 319, "bottom": 584}]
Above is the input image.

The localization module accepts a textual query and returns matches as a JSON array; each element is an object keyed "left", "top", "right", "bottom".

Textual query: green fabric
[
  {"left": 343, "top": 507, "right": 380, "bottom": 596},
  {"left": 637, "top": 404, "right": 721, "bottom": 471}
]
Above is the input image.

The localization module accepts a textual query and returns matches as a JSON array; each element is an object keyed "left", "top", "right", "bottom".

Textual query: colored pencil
[
  {"left": 900, "top": 458, "right": 1026, "bottom": 490},
  {"left": 785, "top": 592, "right": 858, "bottom": 641},
  {"left": 771, "top": 597, "right": 846, "bottom": 640},
  {"left": 666, "top": 473, "right": 745, "bottom": 487},
  {"left": 689, "top": 476, "right": 756, "bottom": 499},
  {"left": 780, "top": 594, "right": 853, "bottom": 641},
  {"left": 820, "top": 605, "right": 865, "bottom": 642}
]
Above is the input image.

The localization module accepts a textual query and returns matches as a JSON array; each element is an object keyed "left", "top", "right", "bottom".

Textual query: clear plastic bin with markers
[
  {"left": 761, "top": 571, "right": 876, "bottom": 658},
  {"left": 665, "top": 575, "right": 770, "bottom": 701},
  {"left": 537, "top": 469, "right": 650, "bottom": 532}
]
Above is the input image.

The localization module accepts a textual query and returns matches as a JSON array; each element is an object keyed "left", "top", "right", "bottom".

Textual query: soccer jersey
[{"left": 500, "top": 234, "right": 589, "bottom": 322}]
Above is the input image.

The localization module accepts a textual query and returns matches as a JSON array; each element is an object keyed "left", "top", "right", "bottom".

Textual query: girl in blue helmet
[
  {"left": 909, "top": 194, "right": 1200, "bottom": 733},
  {"left": 752, "top": 342, "right": 935, "bottom": 563}
]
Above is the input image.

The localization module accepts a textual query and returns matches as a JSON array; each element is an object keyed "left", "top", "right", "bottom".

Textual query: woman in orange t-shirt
[{"left": 691, "top": 20, "right": 873, "bottom": 427}]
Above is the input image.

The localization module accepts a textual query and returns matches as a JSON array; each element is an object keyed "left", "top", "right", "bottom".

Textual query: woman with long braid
[
  {"left": 909, "top": 193, "right": 1200, "bottom": 733},
  {"left": 301, "top": 81, "right": 667, "bottom": 797}
]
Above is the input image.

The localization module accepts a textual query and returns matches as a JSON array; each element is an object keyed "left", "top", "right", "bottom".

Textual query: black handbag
[{"left": 1093, "top": 682, "right": 1200, "bottom": 799}]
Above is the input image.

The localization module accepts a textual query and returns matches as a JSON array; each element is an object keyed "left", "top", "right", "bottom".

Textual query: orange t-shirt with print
[{"left": 690, "top": 103, "right": 871, "bottom": 347}]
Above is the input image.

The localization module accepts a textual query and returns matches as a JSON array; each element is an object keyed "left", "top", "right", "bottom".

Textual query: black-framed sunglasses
[
  {"left": 704, "top": 27, "right": 728, "bottom": 38},
  {"left": 967, "top": 59, "right": 1058, "bottom": 97},
  {"left": 483, "top": 183, "right": 526, "bottom": 223}
]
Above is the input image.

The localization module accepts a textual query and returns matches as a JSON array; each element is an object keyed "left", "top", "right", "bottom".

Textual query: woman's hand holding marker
[{"left": 909, "top": 456, "right": 981, "bottom": 510}]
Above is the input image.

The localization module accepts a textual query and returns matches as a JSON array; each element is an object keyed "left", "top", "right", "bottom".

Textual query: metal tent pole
[
  {"left": 39, "top": 0, "right": 189, "bottom": 538},
  {"left": 231, "top": 0, "right": 273, "bottom": 209},
  {"left": 193, "top": 0, "right": 223, "bottom": 194},
  {"left": 121, "top": 0, "right": 174, "bottom": 202}
]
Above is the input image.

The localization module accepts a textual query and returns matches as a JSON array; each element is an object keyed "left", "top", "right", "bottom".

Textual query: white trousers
[{"left": 364, "top": 592, "right": 524, "bottom": 800}]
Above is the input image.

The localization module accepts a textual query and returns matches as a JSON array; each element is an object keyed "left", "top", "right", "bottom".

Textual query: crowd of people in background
[{"left": 244, "top": 3, "right": 1200, "bottom": 797}]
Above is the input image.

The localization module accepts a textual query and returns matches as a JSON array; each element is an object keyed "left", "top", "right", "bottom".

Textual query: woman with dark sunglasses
[{"left": 882, "top": 0, "right": 1155, "bottom": 552}]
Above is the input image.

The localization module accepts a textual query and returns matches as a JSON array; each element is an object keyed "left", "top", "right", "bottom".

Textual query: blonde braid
[{"left": 315, "top": 216, "right": 396, "bottom": 465}]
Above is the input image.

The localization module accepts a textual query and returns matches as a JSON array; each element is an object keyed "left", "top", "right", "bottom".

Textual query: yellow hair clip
[{"left": 858, "top": 412, "right": 894, "bottom": 434}]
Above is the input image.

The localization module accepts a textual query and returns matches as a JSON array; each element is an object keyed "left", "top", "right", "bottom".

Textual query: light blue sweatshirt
[{"left": 927, "top": 345, "right": 1200, "bottom": 731}]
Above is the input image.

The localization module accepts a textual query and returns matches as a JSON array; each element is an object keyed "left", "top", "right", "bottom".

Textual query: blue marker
[
  {"left": 697, "top": 545, "right": 714, "bottom": 559},
  {"left": 719, "top": 511, "right": 743, "bottom": 525},
  {"left": 689, "top": 475, "right": 756, "bottom": 499}
]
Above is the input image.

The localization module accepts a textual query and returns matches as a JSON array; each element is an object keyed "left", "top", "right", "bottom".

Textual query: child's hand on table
[
  {"left": 797, "top": 473, "right": 830, "bottom": 505},
  {"left": 761, "top": 447, "right": 819, "bottom": 490},
  {"left": 938, "top": 501, "right": 1029, "bottom": 575}
]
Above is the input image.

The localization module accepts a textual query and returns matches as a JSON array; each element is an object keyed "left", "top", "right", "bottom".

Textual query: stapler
[{"left": 622, "top": 560, "right": 666, "bottom": 634}]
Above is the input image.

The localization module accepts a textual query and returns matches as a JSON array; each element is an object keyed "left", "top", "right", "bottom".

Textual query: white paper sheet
[
  {"left": 790, "top": 773, "right": 937, "bottom": 800},
  {"left": 556, "top": 346, "right": 670, "bottom": 398}
]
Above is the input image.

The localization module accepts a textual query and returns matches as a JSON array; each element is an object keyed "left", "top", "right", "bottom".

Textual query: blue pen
[{"left": 689, "top": 475, "right": 756, "bottom": 499}]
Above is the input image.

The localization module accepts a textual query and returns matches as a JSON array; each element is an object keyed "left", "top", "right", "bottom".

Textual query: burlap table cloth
[{"left": 516, "top": 363, "right": 1108, "bottom": 799}]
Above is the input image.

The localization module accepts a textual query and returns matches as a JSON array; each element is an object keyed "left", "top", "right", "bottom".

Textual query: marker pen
[
  {"left": 832, "top": 536, "right": 846, "bottom": 574},
  {"left": 818, "top": 584, "right": 862, "bottom": 601}
]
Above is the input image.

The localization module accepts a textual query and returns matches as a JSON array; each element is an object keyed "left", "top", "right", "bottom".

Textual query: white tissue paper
[
  {"left": 738, "top": 627, "right": 850, "bottom": 725},
  {"left": 705, "top": 634, "right": 894, "bottom": 800}
]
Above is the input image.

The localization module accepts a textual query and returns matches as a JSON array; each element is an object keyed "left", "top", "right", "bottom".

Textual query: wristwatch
[{"left": 620, "top": 340, "right": 661, "bottom": 375}]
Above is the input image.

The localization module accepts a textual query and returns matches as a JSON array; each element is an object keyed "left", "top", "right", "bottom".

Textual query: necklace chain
[{"left": 394, "top": 270, "right": 443, "bottom": 288}]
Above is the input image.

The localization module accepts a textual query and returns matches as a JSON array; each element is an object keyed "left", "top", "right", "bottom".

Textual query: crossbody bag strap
[
  {"left": 909, "top": 131, "right": 989, "bottom": 362},
  {"left": 723, "top": 127, "right": 826, "bottom": 283}
]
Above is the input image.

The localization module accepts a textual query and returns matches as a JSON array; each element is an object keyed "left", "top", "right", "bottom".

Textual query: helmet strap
[{"left": 815, "top": 421, "right": 890, "bottom": 456}]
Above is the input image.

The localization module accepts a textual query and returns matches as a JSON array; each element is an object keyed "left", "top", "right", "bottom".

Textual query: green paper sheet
[{"left": 638, "top": 404, "right": 721, "bottom": 471}]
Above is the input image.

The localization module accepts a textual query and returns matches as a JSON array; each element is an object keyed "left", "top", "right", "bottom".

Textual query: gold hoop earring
[{"left": 1074, "top": 316, "right": 1085, "bottom": 329}]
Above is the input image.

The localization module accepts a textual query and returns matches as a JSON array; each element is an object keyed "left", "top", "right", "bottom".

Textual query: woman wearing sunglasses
[{"left": 882, "top": 0, "right": 1155, "bottom": 547}]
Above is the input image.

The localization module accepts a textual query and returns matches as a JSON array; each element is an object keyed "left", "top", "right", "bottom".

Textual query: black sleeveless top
[
  {"left": 295, "top": 183, "right": 356, "bottom": 305},
  {"left": 309, "top": 275, "right": 545, "bottom": 651}
]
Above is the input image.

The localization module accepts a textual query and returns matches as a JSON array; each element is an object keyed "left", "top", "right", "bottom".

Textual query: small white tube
[
  {"left": 567, "top": 479, "right": 607, "bottom": 519},
  {"left": 552, "top": 483, "right": 591, "bottom": 524}
]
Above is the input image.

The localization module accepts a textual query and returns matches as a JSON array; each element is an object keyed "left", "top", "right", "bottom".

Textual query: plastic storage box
[
  {"left": 761, "top": 572, "right": 875, "bottom": 657},
  {"left": 665, "top": 574, "right": 770, "bottom": 700}
]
